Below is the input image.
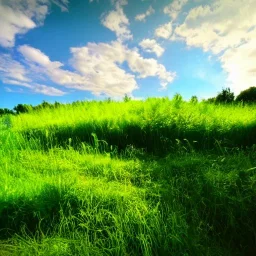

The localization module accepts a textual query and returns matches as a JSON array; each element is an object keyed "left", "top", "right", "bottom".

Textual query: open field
[{"left": 0, "top": 98, "right": 256, "bottom": 255}]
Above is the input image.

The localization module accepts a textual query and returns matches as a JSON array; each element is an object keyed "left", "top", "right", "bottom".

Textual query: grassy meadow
[{"left": 0, "top": 98, "right": 256, "bottom": 255}]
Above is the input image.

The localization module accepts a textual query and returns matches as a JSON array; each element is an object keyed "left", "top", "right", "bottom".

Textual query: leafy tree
[
  {"left": 173, "top": 93, "right": 183, "bottom": 102},
  {"left": 13, "top": 104, "right": 32, "bottom": 114},
  {"left": 54, "top": 101, "right": 61, "bottom": 108},
  {"left": 215, "top": 87, "right": 234, "bottom": 104},
  {"left": 190, "top": 95, "right": 198, "bottom": 104},
  {"left": 0, "top": 108, "right": 14, "bottom": 116},
  {"left": 205, "top": 97, "right": 216, "bottom": 104},
  {"left": 123, "top": 94, "right": 131, "bottom": 102},
  {"left": 40, "top": 100, "right": 52, "bottom": 109},
  {"left": 236, "top": 87, "right": 256, "bottom": 103},
  {"left": 106, "top": 97, "right": 112, "bottom": 103}
]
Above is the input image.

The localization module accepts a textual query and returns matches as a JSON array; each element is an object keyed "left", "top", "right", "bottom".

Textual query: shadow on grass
[{"left": 21, "top": 121, "right": 256, "bottom": 156}]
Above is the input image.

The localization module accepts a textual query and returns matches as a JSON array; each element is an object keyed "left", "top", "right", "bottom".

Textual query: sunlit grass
[{"left": 0, "top": 99, "right": 256, "bottom": 255}]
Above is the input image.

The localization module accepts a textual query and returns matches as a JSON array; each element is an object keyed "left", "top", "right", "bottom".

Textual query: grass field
[{"left": 0, "top": 98, "right": 256, "bottom": 255}]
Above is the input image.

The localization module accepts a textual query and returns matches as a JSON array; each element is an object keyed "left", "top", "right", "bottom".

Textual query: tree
[
  {"left": 190, "top": 95, "right": 198, "bottom": 104},
  {"left": 236, "top": 87, "right": 256, "bottom": 103},
  {"left": 205, "top": 97, "right": 216, "bottom": 104},
  {"left": 172, "top": 93, "right": 183, "bottom": 102},
  {"left": 123, "top": 94, "right": 131, "bottom": 102},
  {"left": 0, "top": 108, "right": 14, "bottom": 116},
  {"left": 215, "top": 87, "right": 234, "bottom": 104},
  {"left": 13, "top": 104, "right": 32, "bottom": 114},
  {"left": 54, "top": 101, "right": 61, "bottom": 108}
]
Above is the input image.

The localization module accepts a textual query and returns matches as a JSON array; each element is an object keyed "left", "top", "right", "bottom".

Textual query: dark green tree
[
  {"left": 13, "top": 104, "right": 32, "bottom": 114},
  {"left": 190, "top": 95, "right": 198, "bottom": 104},
  {"left": 173, "top": 93, "right": 183, "bottom": 102},
  {"left": 205, "top": 97, "right": 216, "bottom": 104},
  {"left": 54, "top": 101, "right": 61, "bottom": 108},
  {"left": 236, "top": 87, "right": 256, "bottom": 103},
  {"left": 215, "top": 87, "right": 234, "bottom": 104},
  {"left": 123, "top": 94, "right": 131, "bottom": 102},
  {"left": 0, "top": 108, "right": 14, "bottom": 116}
]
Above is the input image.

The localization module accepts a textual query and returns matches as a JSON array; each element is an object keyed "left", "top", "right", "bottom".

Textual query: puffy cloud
[
  {"left": 135, "top": 5, "right": 155, "bottom": 22},
  {"left": 101, "top": 1, "right": 132, "bottom": 41},
  {"left": 139, "top": 38, "right": 165, "bottom": 57},
  {"left": 71, "top": 41, "right": 175, "bottom": 90},
  {"left": 174, "top": 0, "right": 256, "bottom": 54},
  {"left": 173, "top": 0, "right": 256, "bottom": 93},
  {"left": 0, "top": 0, "right": 69, "bottom": 47},
  {"left": 126, "top": 50, "right": 175, "bottom": 87},
  {"left": 163, "top": 0, "right": 187, "bottom": 20},
  {"left": 155, "top": 22, "right": 172, "bottom": 39},
  {"left": 1, "top": 40, "right": 175, "bottom": 97}
]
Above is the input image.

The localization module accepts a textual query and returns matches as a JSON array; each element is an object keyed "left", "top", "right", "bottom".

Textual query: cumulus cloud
[
  {"left": 0, "top": 0, "right": 69, "bottom": 47},
  {"left": 71, "top": 41, "right": 175, "bottom": 90},
  {"left": 155, "top": 22, "right": 172, "bottom": 39},
  {"left": 101, "top": 0, "right": 132, "bottom": 41},
  {"left": 135, "top": 5, "right": 155, "bottom": 22},
  {"left": 139, "top": 39, "right": 165, "bottom": 57},
  {"left": 173, "top": 0, "right": 256, "bottom": 93},
  {"left": 163, "top": 0, "right": 188, "bottom": 20},
  {"left": 1, "top": 41, "right": 175, "bottom": 97}
]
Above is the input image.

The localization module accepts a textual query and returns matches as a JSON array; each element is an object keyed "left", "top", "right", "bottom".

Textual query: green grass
[
  {"left": 8, "top": 98, "right": 256, "bottom": 154},
  {"left": 0, "top": 99, "right": 256, "bottom": 255}
]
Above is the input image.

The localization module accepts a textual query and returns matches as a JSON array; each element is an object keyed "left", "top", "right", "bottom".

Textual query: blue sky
[{"left": 0, "top": 0, "right": 255, "bottom": 109}]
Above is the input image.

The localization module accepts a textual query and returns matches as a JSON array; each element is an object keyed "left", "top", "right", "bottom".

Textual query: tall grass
[
  {"left": 9, "top": 99, "right": 256, "bottom": 154},
  {"left": 0, "top": 99, "right": 256, "bottom": 255}
]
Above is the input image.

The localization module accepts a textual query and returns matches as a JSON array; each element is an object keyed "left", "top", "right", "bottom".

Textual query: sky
[{"left": 0, "top": 0, "right": 256, "bottom": 109}]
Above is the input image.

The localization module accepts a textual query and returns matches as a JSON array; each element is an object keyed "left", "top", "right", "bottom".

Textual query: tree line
[{"left": 0, "top": 86, "right": 256, "bottom": 116}]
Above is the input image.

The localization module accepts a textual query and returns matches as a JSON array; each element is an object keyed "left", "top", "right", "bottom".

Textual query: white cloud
[
  {"left": 0, "top": 53, "right": 31, "bottom": 82},
  {"left": 19, "top": 45, "right": 63, "bottom": 68},
  {"left": 219, "top": 36, "right": 256, "bottom": 94},
  {"left": 139, "top": 39, "right": 165, "bottom": 57},
  {"left": 0, "top": 52, "right": 66, "bottom": 96},
  {"left": 71, "top": 41, "right": 175, "bottom": 89},
  {"left": 32, "top": 83, "right": 66, "bottom": 96},
  {"left": 0, "top": 0, "right": 69, "bottom": 48},
  {"left": 1, "top": 40, "right": 175, "bottom": 97},
  {"left": 70, "top": 42, "right": 137, "bottom": 96},
  {"left": 0, "top": 41, "right": 175, "bottom": 97},
  {"left": 101, "top": 2, "right": 132, "bottom": 41},
  {"left": 155, "top": 22, "right": 172, "bottom": 39},
  {"left": 135, "top": 5, "right": 155, "bottom": 22},
  {"left": 173, "top": 0, "right": 256, "bottom": 94},
  {"left": 163, "top": 0, "right": 188, "bottom": 20}
]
